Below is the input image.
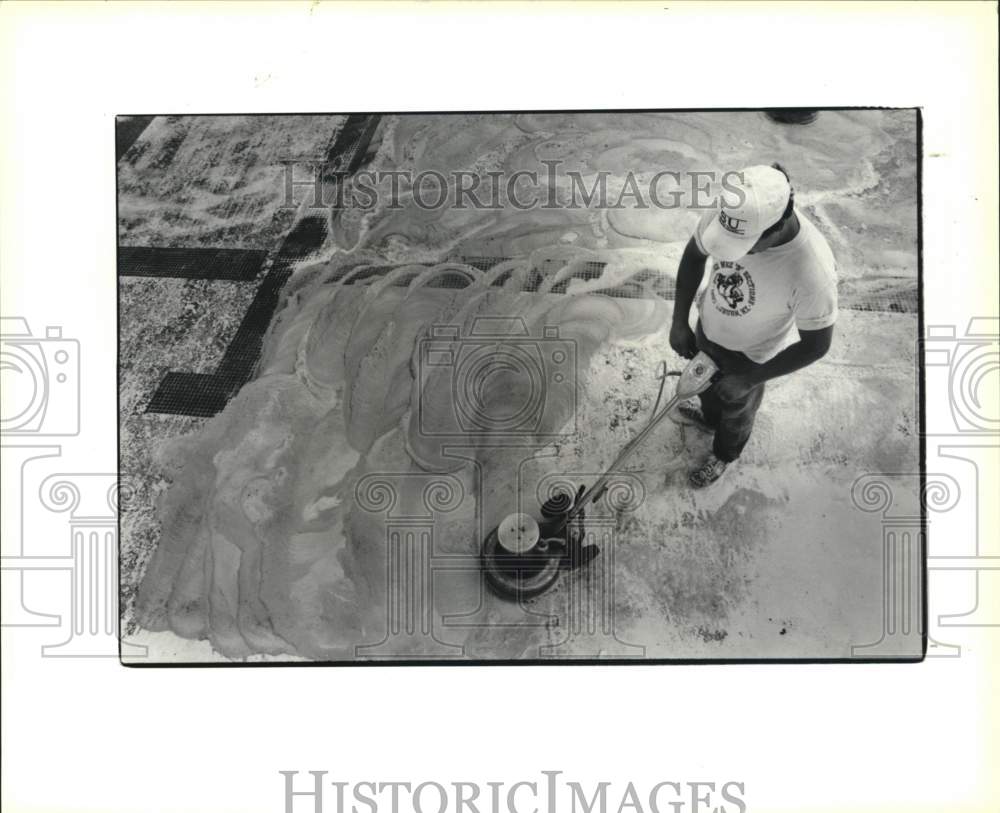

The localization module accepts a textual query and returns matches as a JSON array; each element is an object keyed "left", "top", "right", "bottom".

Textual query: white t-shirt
[{"left": 693, "top": 210, "right": 838, "bottom": 363}]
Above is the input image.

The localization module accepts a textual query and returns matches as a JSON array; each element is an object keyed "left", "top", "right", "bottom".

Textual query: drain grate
[
  {"left": 143, "top": 115, "right": 382, "bottom": 418},
  {"left": 340, "top": 256, "right": 679, "bottom": 299},
  {"left": 118, "top": 246, "right": 268, "bottom": 281},
  {"left": 116, "top": 115, "right": 156, "bottom": 162},
  {"left": 338, "top": 255, "right": 916, "bottom": 312},
  {"left": 145, "top": 216, "right": 327, "bottom": 416},
  {"left": 144, "top": 372, "right": 234, "bottom": 418}
]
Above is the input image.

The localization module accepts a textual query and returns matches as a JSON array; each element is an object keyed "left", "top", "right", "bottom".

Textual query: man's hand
[
  {"left": 714, "top": 373, "right": 756, "bottom": 402},
  {"left": 669, "top": 237, "right": 708, "bottom": 360},
  {"left": 669, "top": 321, "right": 698, "bottom": 360}
]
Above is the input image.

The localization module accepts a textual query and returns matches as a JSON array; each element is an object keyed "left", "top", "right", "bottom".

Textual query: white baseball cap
[{"left": 699, "top": 165, "right": 792, "bottom": 261}]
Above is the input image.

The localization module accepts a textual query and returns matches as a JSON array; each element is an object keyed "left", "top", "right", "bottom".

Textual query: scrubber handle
[{"left": 554, "top": 351, "right": 719, "bottom": 531}]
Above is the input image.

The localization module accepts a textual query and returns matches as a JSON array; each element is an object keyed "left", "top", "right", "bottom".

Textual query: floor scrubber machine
[{"left": 481, "top": 350, "right": 719, "bottom": 600}]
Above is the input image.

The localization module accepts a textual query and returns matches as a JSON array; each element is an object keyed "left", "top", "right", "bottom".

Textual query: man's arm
[
  {"left": 718, "top": 325, "right": 834, "bottom": 399},
  {"left": 669, "top": 237, "right": 708, "bottom": 359},
  {"left": 747, "top": 324, "right": 833, "bottom": 384}
]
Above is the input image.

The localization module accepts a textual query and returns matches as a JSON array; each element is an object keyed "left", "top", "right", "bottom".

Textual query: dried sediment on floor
[{"left": 135, "top": 250, "right": 674, "bottom": 659}]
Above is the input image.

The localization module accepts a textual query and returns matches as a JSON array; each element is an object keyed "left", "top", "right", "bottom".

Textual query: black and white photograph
[
  {"left": 4, "top": 4, "right": 998, "bottom": 813},
  {"left": 117, "top": 108, "right": 923, "bottom": 662}
]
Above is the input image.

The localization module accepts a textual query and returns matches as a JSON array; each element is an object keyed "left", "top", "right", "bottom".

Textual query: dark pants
[{"left": 695, "top": 322, "right": 766, "bottom": 463}]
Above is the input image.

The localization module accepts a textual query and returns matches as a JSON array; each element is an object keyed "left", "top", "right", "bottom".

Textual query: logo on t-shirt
[{"left": 710, "top": 262, "right": 756, "bottom": 316}]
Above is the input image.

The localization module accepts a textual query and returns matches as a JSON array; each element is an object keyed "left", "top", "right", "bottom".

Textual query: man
[{"left": 670, "top": 163, "right": 838, "bottom": 487}]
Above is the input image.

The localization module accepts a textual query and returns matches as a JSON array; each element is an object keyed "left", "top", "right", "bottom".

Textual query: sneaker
[
  {"left": 672, "top": 399, "right": 714, "bottom": 433},
  {"left": 689, "top": 453, "right": 729, "bottom": 488}
]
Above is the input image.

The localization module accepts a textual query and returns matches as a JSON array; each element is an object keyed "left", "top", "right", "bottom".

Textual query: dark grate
[
  {"left": 145, "top": 372, "right": 234, "bottom": 418},
  {"left": 340, "top": 256, "right": 679, "bottom": 299},
  {"left": 144, "top": 115, "right": 383, "bottom": 418},
  {"left": 118, "top": 246, "right": 268, "bottom": 281},
  {"left": 340, "top": 255, "right": 916, "bottom": 312},
  {"left": 145, "top": 218, "right": 323, "bottom": 416},
  {"left": 116, "top": 115, "right": 156, "bottom": 162}
]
